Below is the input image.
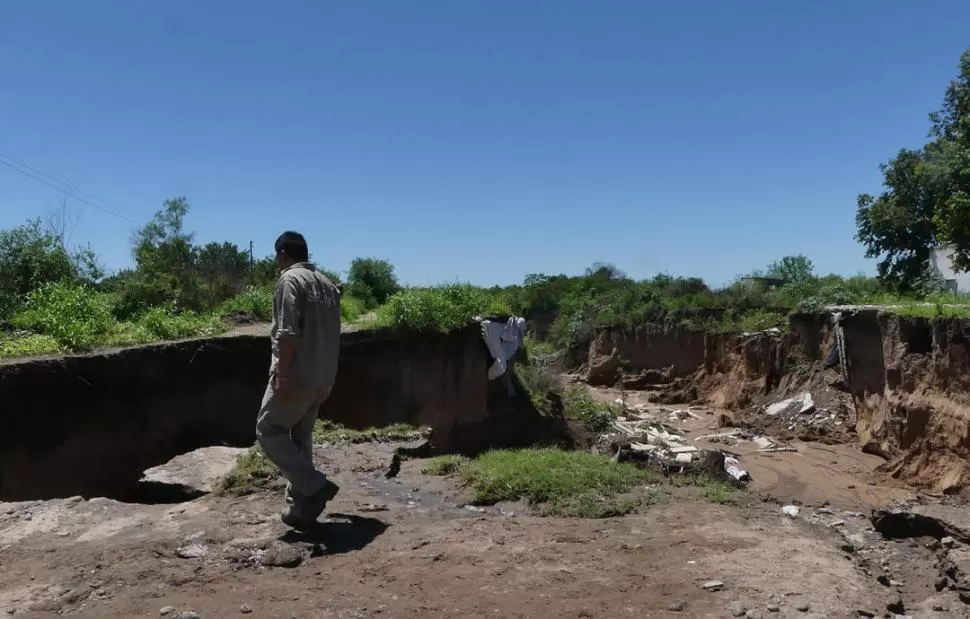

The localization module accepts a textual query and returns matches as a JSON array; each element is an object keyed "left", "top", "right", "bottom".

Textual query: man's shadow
[{"left": 278, "top": 513, "right": 388, "bottom": 556}]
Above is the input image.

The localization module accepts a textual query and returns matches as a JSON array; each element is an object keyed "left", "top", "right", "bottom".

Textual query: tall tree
[
  {"left": 855, "top": 48, "right": 970, "bottom": 290},
  {"left": 766, "top": 255, "right": 816, "bottom": 284},
  {"left": 856, "top": 141, "right": 952, "bottom": 291},
  {"left": 930, "top": 50, "right": 970, "bottom": 269}
]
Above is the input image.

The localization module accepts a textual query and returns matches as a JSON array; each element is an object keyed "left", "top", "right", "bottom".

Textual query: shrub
[
  {"left": 563, "top": 384, "right": 619, "bottom": 432},
  {"left": 134, "top": 306, "right": 224, "bottom": 341},
  {"left": 219, "top": 285, "right": 273, "bottom": 321},
  {"left": 340, "top": 295, "right": 366, "bottom": 322},
  {"left": 11, "top": 282, "right": 116, "bottom": 351},
  {"left": 376, "top": 283, "right": 510, "bottom": 332},
  {"left": 346, "top": 257, "right": 400, "bottom": 309}
]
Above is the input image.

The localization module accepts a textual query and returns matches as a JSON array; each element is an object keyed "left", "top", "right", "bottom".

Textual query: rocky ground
[{"left": 3, "top": 395, "right": 970, "bottom": 618}]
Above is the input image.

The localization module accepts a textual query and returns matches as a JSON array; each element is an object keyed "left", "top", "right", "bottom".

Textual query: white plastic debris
[
  {"left": 723, "top": 456, "right": 750, "bottom": 482},
  {"left": 782, "top": 505, "right": 800, "bottom": 518},
  {"left": 752, "top": 436, "right": 774, "bottom": 449},
  {"left": 765, "top": 393, "right": 815, "bottom": 417}
]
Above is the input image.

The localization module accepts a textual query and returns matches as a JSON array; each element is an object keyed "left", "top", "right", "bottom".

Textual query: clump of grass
[
  {"left": 422, "top": 454, "right": 467, "bottom": 476},
  {"left": 0, "top": 331, "right": 63, "bottom": 359},
  {"left": 563, "top": 384, "right": 620, "bottom": 432},
  {"left": 670, "top": 473, "right": 742, "bottom": 505},
  {"left": 513, "top": 361, "right": 562, "bottom": 416},
  {"left": 340, "top": 295, "right": 367, "bottom": 323},
  {"left": 455, "top": 448, "right": 657, "bottom": 518},
  {"left": 134, "top": 306, "right": 225, "bottom": 341},
  {"left": 219, "top": 285, "right": 273, "bottom": 321},
  {"left": 214, "top": 446, "right": 281, "bottom": 496},
  {"left": 312, "top": 419, "right": 428, "bottom": 444}
]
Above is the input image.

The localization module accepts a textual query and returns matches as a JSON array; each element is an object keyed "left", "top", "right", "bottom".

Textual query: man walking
[{"left": 256, "top": 231, "right": 341, "bottom": 529}]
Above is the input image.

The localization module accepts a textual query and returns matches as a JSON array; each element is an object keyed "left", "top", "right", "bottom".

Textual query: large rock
[{"left": 139, "top": 446, "right": 248, "bottom": 498}]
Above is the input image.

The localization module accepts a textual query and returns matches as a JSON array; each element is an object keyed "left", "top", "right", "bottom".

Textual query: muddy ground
[{"left": 2, "top": 388, "right": 969, "bottom": 618}]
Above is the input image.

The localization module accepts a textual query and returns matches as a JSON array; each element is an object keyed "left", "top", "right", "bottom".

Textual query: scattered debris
[
  {"left": 702, "top": 580, "right": 724, "bottom": 591},
  {"left": 175, "top": 543, "right": 208, "bottom": 559},
  {"left": 724, "top": 456, "right": 749, "bottom": 482},
  {"left": 782, "top": 505, "right": 800, "bottom": 518},
  {"left": 764, "top": 393, "right": 815, "bottom": 417}
]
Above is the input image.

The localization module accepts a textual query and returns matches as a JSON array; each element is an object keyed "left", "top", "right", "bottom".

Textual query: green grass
[
  {"left": 423, "top": 448, "right": 746, "bottom": 517},
  {"left": 449, "top": 448, "right": 658, "bottom": 518},
  {"left": 670, "top": 473, "right": 742, "bottom": 505},
  {"left": 422, "top": 454, "right": 467, "bottom": 476},
  {"left": 312, "top": 419, "right": 428, "bottom": 443},
  {"left": 214, "top": 446, "right": 280, "bottom": 496},
  {"left": 0, "top": 331, "right": 63, "bottom": 358},
  {"left": 219, "top": 285, "right": 274, "bottom": 321},
  {"left": 563, "top": 384, "right": 620, "bottom": 432}
]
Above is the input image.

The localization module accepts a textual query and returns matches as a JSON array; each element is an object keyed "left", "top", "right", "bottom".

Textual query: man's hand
[{"left": 274, "top": 372, "right": 293, "bottom": 401}]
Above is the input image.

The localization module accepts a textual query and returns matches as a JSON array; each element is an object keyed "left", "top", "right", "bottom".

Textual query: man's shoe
[
  {"left": 281, "top": 505, "right": 306, "bottom": 529},
  {"left": 301, "top": 479, "right": 340, "bottom": 524}
]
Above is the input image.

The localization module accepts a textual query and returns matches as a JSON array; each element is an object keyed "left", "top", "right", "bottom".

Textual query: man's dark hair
[{"left": 274, "top": 231, "right": 309, "bottom": 261}]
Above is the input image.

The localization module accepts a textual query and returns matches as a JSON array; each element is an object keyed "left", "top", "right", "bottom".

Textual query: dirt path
[
  {"left": 2, "top": 386, "right": 966, "bottom": 618},
  {"left": 0, "top": 434, "right": 939, "bottom": 619}
]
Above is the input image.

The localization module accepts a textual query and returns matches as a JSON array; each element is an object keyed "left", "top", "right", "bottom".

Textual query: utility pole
[{"left": 249, "top": 241, "right": 254, "bottom": 268}]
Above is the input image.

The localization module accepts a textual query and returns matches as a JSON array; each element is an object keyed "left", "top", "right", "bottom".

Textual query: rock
[
  {"left": 942, "top": 536, "right": 956, "bottom": 547},
  {"left": 782, "top": 505, "right": 800, "bottom": 518},
  {"left": 178, "top": 613, "right": 201, "bottom": 619},
  {"left": 159, "top": 607, "right": 176, "bottom": 617},
  {"left": 667, "top": 601, "right": 686, "bottom": 612},
  {"left": 856, "top": 611, "right": 875, "bottom": 617},
  {"left": 176, "top": 543, "right": 208, "bottom": 559},
  {"left": 701, "top": 580, "right": 724, "bottom": 591},
  {"left": 258, "top": 542, "right": 304, "bottom": 568},
  {"left": 933, "top": 604, "right": 949, "bottom": 612},
  {"left": 766, "top": 604, "right": 780, "bottom": 612},
  {"left": 795, "top": 603, "right": 810, "bottom": 612},
  {"left": 745, "top": 610, "right": 762, "bottom": 619},
  {"left": 140, "top": 446, "right": 248, "bottom": 497},
  {"left": 871, "top": 505, "right": 970, "bottom": 543},
  {"left": 877, "top": 574, "right": 891, "bottom": 586},
  {"left": 727, "top": 601, "right": 746, "bottom": 616},
  {"left": 586, "top": 346, "right": 621, "bottom": 386},
  {"left": 240, "top": 603, "right": 252, "bottom": 614}
]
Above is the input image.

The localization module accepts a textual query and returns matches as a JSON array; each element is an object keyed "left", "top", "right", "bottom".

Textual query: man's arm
[{"left": 274, "top": 278, "right": 302, "bottom": 392}]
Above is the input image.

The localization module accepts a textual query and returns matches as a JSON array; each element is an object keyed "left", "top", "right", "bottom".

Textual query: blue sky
[{"left": 1, "top": 1, "right": 969, "bottom": 287}]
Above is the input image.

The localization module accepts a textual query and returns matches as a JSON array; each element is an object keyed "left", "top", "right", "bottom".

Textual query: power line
[{"left": 0, "top": 155, "right": 142, "bottom": 224}]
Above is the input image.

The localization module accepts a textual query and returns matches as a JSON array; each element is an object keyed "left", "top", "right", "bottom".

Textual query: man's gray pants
[{"left": 256, "top": 379, "right": 331, "bottom": 505}]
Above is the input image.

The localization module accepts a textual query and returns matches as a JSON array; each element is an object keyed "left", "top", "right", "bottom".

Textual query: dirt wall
[
  {"left": 655, "top": 310, "right": 970, "bottom": 493},
  {"left": 849, "top": 313, "right": 970, "bottom": 493},
  {"left": 0, "top": 325, "right": 553, "bottom": 501},
  {"left": 586, "top": 326, "right": 708, "bottom": 386}
]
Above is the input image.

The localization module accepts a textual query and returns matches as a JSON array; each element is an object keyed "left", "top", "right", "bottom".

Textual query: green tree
[
  {"left": 0, "top": 219, "right": 84, "bottom": 320},
  {"left": 930, "top": 50, "right": 970, "bottom": 269},
  {"left": 766, "top": 255, "right": 816, "bottom": 285},
  {"left": 855, "top": 144, "right": 950, "bottom": 291},
  {"left": 346, "top": 257, "right": 399, "bottom": 308},
  {"left": 855, "top": 48, "right": 970, "bottom": 288}
]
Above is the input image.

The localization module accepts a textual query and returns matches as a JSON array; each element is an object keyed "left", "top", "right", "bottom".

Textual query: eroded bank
[{"left": 0, "top": 325, "right": 560, "bottom": 501}]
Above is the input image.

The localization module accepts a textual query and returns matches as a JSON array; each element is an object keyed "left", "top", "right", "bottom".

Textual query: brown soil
[{"left": 0, "top": 433, "right": 924, "bottom": 619}]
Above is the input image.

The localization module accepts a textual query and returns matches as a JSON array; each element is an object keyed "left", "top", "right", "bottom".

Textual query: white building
[{"left": 929, "top": 246, "right": 970, "bottom": 294}]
